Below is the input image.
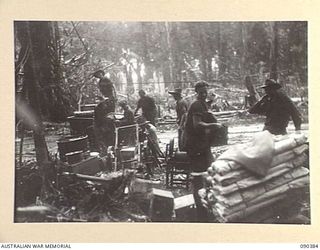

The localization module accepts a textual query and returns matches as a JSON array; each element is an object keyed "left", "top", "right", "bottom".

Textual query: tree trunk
[
  {"left": 23, "top": 21, "right": 50, "bottom": 165},
  {"left": 125, "top": 65, "right": 133, "bottom": 89},
  {"left": 270, "top": 22, "right": 279, "bottom": 80},
  {"left": 198, "top": 24, "right": 208, "bottom": 81},
  {"left": 162, "top": 63, "right": 171, "bottom": 90},
  {"left": 207, "top": 23, "right": 219, "bottom": 82},
  {"left": 217, "top": 23, "right": 227, "bottom": 77},
  {"left": 164, "top": 22, "right": 173, "bottom": 88},
  {"left": 141, "top": 22, "right": 154, "bottom": 83},
  {"left": 170, "top": 23, "right": 183, "bottom": 88},
  {"left": 239, "top": 22, "right": 248, "bottom": 77},
  {"left": 136, "top": 62, "right": 143, "bottom": 90}
]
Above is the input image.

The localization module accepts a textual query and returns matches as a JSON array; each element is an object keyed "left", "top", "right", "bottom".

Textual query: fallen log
[{"left": 213, "top": 110, "right": 244, "bottom": 116}]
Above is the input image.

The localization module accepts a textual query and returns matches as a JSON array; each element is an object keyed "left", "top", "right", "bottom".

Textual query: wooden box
[
  {"left": 70, "top": 156, "right": 105, "bottom": 176},
  {"left": 149, "top": 188, "right": 174, "bottom": 222}
]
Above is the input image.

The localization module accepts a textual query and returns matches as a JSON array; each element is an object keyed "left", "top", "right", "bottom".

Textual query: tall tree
[
  {"left": 15, "top": 21, "right": 51, "bottom": 166},
  {"left": 270, "top": 21, "right": 279, "bottom": 80},
  {"left": 164, "top": 22, "right": 174, "bottom": 87}
]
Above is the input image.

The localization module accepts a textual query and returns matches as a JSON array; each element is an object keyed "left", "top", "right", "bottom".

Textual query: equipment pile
[{"left": 203, "top": 132, "right": 309, "bottom": 223}]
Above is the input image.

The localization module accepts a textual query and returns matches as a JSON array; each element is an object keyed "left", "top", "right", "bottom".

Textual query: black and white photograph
[{"left": 13, "top": 20, "right": 310, "bottom": 224}]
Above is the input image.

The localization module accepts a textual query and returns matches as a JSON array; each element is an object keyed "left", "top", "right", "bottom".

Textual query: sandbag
[
  {"left": 213, "top": 153, "right": 308, "bottom": 187},
  {"left": 217, "top": 131, "right": 274, "bottom": 176},
  {"left": 218, "top": 175, "right": 309, "bottom": 220},
  {"left": 213, "top": 167, "right": 309, "bottom": 209}
]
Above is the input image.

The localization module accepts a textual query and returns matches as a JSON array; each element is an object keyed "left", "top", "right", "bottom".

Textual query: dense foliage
[
  {"left": 15, "top": 21, "right": 307, "bottom": 120},
  {"left": 57, "top": 21, "right": 307, "bottom": 101}
]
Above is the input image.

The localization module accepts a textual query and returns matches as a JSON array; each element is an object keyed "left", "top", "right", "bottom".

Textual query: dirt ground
[
  {"left": 15, "top": 119, "right": 309, "bottom": 162},
  {"left": 14, "top": 118, "right": 310, "bottom": 223}
]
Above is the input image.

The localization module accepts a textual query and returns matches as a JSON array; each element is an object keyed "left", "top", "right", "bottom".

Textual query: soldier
[
  {"left": 118, "top": 100, "right": 135, "bottom": 126},
  {"left": 248, "top": 78, "right": 302, "bottom": 135},
  {"left": 92, "top": 70, "right": 118, "bottom": 154},
  {"left": 93, "top": 98, "right": 115, "bottom": 155},
  {"left": 134, "top": 90, "right": 157, "bottom": 126},
  {"left": 93, "top": 70, "right": 117, "bottom": 112},
  {"left": 168, "top": 88, "right": 188, "bottom": 151},
  {"left": 184, "top": 81, "right": 223, "bottom": 222},
  {"left": 117, "top": 100, "right": 135, "bottom": 146}
]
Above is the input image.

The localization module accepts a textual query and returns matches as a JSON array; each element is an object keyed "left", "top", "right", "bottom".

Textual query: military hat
[
  {"left": 92, "top": 69, "right": 105, "bottom": 77},
  {"left": 168, "top": 88, "right": 182, "bottom": 96},
  {"left": 260, "top": 79, "right": 282, "bottom": 89}
]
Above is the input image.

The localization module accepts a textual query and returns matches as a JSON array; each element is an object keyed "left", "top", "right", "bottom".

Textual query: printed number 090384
[{"left": 300, "top": 244, "right": 318, "bottom": 248}]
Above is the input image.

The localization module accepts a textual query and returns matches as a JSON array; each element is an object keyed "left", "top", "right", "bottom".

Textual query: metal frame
[{"left": 114, "top": 123, "right": 140, "bottom": 171}]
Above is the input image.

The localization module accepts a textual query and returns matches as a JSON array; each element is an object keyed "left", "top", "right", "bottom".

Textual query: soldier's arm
[
  {"left": 248, "top": 95, "right": 268, "bottom": 115},
  {"left": 134, "top": 100, "right": 141, "bottom": 115},
  {"left": 112, "top": 85, "right": 117, "bottom": 101},
  {"left": 282, "top": 94, "right": 302, "bottom": 130},
  {"left": 193, "top": 114, "right": 221, "bottom": 130}
]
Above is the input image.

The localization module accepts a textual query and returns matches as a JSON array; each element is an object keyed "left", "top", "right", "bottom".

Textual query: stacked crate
[{"left": 205, "top": 133, "right": 309, "bottom": 223}]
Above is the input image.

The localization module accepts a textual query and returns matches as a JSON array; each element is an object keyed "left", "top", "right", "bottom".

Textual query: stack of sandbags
[{"left": 205, "top": 133, "right": 309, "bottom": 223}]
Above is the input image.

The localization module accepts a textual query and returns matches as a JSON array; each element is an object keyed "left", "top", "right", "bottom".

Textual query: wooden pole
[{"left": 18, "top": 123, "right": 25, "bottom": 168}]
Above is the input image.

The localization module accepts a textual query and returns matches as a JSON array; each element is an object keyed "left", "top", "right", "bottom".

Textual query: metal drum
[
  {"left": 65, "top": 150, "right": 84, "bottom": 165},
  {"left": 67, "top": 116, "right": 93, "bottom": 135},
  {"left": 57, "top": 135, "right": 89, "bottom": 162}
]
